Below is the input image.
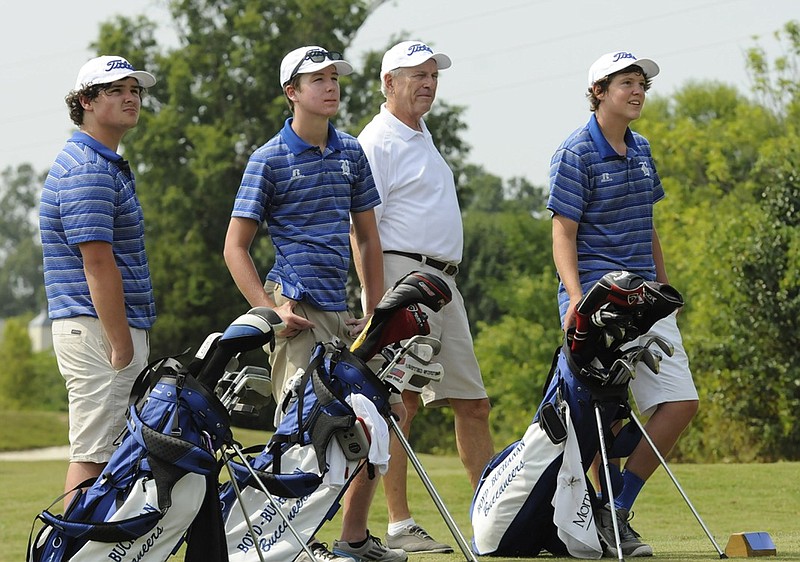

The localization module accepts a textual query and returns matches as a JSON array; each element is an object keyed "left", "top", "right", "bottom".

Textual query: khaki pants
[{"left": 265, "top": 281, "right": 355, "bottom": 422}]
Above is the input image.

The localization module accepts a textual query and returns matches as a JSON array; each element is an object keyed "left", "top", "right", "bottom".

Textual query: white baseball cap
[
  {"left": 74, "top": 55, "right": 156, "bottom": 91},
  {"left": 279, "top": 45, "right": 354, "bottom": 86},
  {"left": 380, "top": 40, "right": 452, "bottom": 80},
  {"left": 588, "top": 51, "right": 659, "bottom": 87}
]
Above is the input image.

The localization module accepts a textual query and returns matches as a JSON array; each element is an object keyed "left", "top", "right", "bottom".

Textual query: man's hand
[
  {"left": 110, "top": 343, "right": 134, "bottom": 371},
  {"left": 346, "top": 313, "right": 372, "bottom": 338},
  {"left": 273, "top": 299, "right": 315, "bottom": 337},
  {"left": 563, "top": 295, "right": 583, "bottom": 331}
]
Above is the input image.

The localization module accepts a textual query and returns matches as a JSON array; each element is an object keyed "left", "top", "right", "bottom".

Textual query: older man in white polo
[{"left": 355, "top": 40, "right": 494, "bottom": 554}]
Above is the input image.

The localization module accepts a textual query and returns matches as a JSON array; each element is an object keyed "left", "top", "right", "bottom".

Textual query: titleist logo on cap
[
  {"left": 405, "top": 43, "right": 434, "bottom": 57},
  {"left": 611, "top": 51, "right": 637, "bottom": 63},
  {"left": 104, "top": 59, "right": 137, "bottom": 73}
]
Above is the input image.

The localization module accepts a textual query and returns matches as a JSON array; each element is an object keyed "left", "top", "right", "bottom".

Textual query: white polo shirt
[{"left": 358, "top": 104, "right": 463, "bottom": 264}]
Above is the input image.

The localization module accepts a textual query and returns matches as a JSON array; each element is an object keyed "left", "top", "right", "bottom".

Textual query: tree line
[{"left": 1, "top": 1, "right": 798, "bottom": 462}]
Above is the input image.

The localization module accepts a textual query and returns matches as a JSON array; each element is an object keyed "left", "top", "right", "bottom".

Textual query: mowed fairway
[{"left": 3, "top": 454, "right": 799, "bottom": 562}]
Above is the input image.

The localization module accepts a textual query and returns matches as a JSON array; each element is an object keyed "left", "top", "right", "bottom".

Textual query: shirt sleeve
[
  {"left": 59, "top": 165, "right": 117, "bottom": 245},
  {"left": 547, "top": 147, "right": 589, "bottom": 223}
]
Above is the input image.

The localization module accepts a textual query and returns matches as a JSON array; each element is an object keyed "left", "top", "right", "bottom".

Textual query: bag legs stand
[
  {"left": 223, "top": 443, "right": 317, "bottom": 562},
  {"left": 594, "top": 402, "right": 625, "bottom": 562},
  {"left": 386, "top": 414, "right": 478, "bottom": 562},
  {"left": 626, "top": 415, "right": 727, "bottom": 558}
]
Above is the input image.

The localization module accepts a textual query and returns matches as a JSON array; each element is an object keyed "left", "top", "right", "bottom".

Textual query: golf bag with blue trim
[
  {"left": 220, "top": 270, "right": 453, "bottom": 561},
  {"left": 470, "top": 271, "right": 684, "bottom": 558},
  {"left": 28, "top": 307, "right": 282, "bottom": 562}
]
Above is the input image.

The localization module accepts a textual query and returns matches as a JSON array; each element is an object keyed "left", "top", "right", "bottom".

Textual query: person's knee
[
  {"left": 452, "top": 397, "right": 491, "bottom": 423},
  {"left": 402, "top": 392, "right": 421, "bottom": 421},
  {"left": 655, "top": 399, "right": 699, "bottom": 431}
]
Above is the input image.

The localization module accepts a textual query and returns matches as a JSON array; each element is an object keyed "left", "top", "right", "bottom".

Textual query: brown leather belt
[{"left": 384, "top": 250, "right": 459, "bottom": 276}]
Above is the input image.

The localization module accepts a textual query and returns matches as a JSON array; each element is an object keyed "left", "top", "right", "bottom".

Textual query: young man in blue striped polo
[
  {"left": 40, "top": 56, "right": 157, "bottom": 506},
  {"left": 223, "top": 46, "right": 404, "bottom": 562},
  {"left": 547, "top": 51, "right": 699, "bottom": 558}
]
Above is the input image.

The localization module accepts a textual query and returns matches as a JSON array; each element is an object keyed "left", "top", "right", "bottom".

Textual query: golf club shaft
[
  {"left": 387, "top": 415, "right": 478, "bottom": 562},
  {"left": 627, "top": 415, "right": 727, "bottom": 558},
  {"left": 224, "top": 453, "right": 268, "bottom": 562},
  {"left": 594, "top": 404, "right": 624, "bottom": 562}
]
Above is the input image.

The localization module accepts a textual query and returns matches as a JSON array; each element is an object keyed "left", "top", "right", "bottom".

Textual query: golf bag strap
[
  {"left": 541, "top": 346, "right": 561, "bottom": 397},
  {"left": 36, "top": 506, "right": 162, "bottom": 544},
  {"left": 128, "top": 356, "right": 186, "bottom": 411},
  {"left": 269, "top": 351, "right": 320, "bottom": 473}
]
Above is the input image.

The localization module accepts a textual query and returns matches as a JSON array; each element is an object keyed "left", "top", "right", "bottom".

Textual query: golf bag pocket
[
  {"left": 28, "top": 358, "right": 231, "bottom": 562},
  {"left": 470, "top": 400, "right": 601, "bottom": 559},
  {"left": 334, "top": 416, "right": 370, "bottom": 461}
]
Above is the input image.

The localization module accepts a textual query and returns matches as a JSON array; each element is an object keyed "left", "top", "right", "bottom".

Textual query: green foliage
[
  {"left": 0, "top": 165, "right": 45, "bottom": 318},
  {"left": 0, "top": 316, "right": 65, "bottom": 411},
  {"left": 0, "top": 317, "right": 32, "bottom": 408},
  {"left": 746, "top": 20, "right": 800, "bottom": 117},
  {"left": 459, "top": 210, "right": 554, "bottom": 331}
]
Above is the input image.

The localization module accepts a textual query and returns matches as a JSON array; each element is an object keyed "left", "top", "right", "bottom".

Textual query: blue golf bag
[
  {"left": 470, "top": 271, "right": 684, "bottom": 558},
  {"left": 28, "top": 307, "right": 282, "bottom": 562},
  {"left": 219, "top": 270, "right": 453, "bottom": 562}
]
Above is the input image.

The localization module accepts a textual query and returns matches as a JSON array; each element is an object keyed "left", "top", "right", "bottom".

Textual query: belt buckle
[{"left": 443, "top": 264, "right": 458, "bottom": 276}]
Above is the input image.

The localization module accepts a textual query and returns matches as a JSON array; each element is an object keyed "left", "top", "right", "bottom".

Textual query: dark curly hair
[
  {"left": 65, "top": 83, "right": 148, "bottom": 126},
  {"left": 587, "top": 65, "right": 652, "bottom": 112}
]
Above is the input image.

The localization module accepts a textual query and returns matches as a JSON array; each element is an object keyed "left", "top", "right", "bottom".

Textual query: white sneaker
[
  {"left": 332, "top": 532, "right": 408, "bottom": 561},
  {"left": 385, "top": 524, "right": 453, "bottom": 553}
]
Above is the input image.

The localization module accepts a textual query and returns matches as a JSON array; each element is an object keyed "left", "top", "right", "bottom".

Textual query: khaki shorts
[
  {"left": 381, "top": 254, "right": 488, "bottom": 407},
  {"left": 628, "top": 312, "right": 699, "bottom": 417},
  {"left": 52, "top": 316, "right": 149, "bottom": 463},
  {"left": 266, "top": 281, "right": 356, "bottom": 418}
]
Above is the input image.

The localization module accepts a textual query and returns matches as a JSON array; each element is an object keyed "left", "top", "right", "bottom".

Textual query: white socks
[{"left": 387, "top": 518, "right": 415, "bottom": 536}]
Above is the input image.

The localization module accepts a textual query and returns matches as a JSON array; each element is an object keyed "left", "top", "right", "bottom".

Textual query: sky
[{"left": 1, "top": 0, "right": 797, "bottom": 188}]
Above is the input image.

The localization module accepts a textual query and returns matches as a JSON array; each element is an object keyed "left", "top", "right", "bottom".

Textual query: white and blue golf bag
[
  {"left": 28, "top": 307, "right": 282, "bottom": 562},
  {"left": 470, "top": 271, "right": 684, "bottom": 558},
  {"left": 219, "top": 270, "right": 453, "bottom": 562}
]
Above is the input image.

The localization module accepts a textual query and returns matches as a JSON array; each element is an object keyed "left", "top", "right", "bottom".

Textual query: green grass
[
  {"left": 0, "top": 410, "right": 69, "bottom": 451},
  {"left": 3, "top": 411, "right": 800, "bottom": 561}
]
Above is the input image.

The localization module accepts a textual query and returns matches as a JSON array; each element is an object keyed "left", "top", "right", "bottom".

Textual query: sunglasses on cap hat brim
[{"left": 287, "top": 49, "right": 345, "bottom": 83}]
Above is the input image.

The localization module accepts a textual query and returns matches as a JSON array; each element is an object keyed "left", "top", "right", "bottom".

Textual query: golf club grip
[
  {"left": 195, "top": 345, "right": 236, "bottom": 388},
  {"left": 572, "top": 279, "right": 611, "bottom": 351}
]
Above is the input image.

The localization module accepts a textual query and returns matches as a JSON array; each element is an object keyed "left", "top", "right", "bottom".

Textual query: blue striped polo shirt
[
  {"left": 547, "top": 114, "right": 665, "bottom": 315},
  {"left": 232, "top": 118, "right": 380, "bottom": 311},
  {"left": 40, "top": 132, "right": 156, "bottom": 329}
]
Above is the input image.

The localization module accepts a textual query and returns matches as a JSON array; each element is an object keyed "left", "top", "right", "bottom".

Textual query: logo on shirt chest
[{"left": 639, "top": 161, "right": 651, "bottom": 177}]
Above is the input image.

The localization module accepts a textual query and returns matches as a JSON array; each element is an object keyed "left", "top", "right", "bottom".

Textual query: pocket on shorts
[{"left": 52, "top": 318, "right": 87, "bottom": 344}]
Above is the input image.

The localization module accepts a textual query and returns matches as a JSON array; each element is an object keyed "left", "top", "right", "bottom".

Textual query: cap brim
[
  {"left": 634, "top": 58, "right": 659, "bottom": 79},
  {"left": 129, "top": 71, "right": 157, "bottom": 88},
  {"left": 431, "top": 53, "right": 452, "bottom": 70}
]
